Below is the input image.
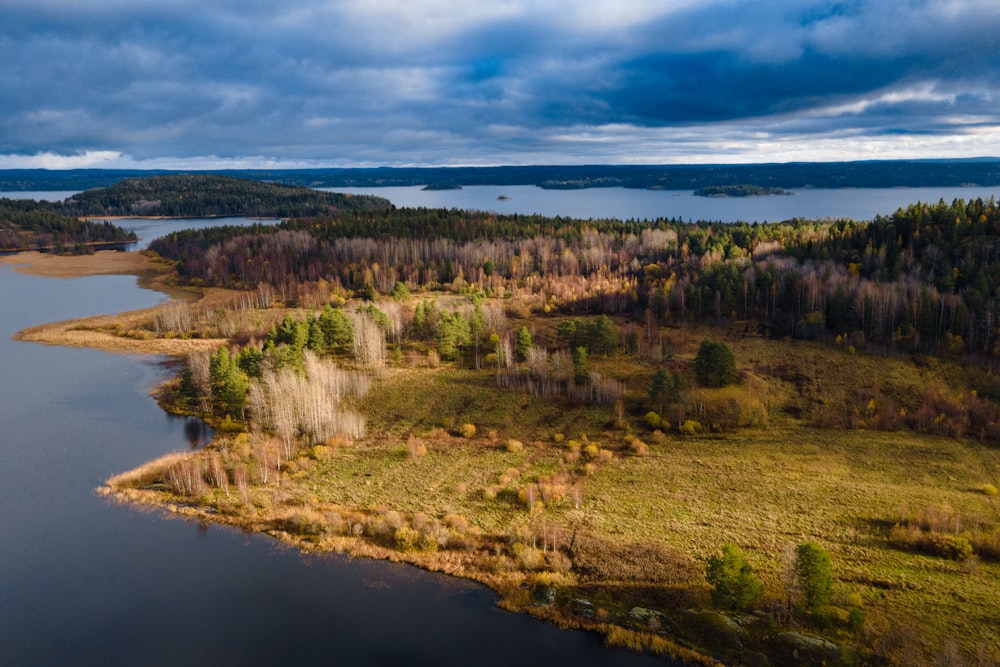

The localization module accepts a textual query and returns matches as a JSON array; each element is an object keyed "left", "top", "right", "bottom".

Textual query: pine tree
[
  {"left": 706, "top": 544, "right": 763, "bottom": 610},
  {"left": 795, "top": 542, "right": 834, "bottom": 613},
  {"left": 516, "top": 325, "right": 533, "bottom": 362},
  {"left": 694, "top": 339, "right": 737, "bottom": 387}
]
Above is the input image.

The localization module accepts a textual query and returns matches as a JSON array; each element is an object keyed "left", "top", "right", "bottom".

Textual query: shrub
[
  {"left": 979, "top": 483, "right": 998, "bottom": 496},
  {"left": 629, "top": 438, "right": 649, "bottom": 456},
  {"left": 921, "top": 533, "right": 974, "bottom": 561},
  {"left": 407, "top": 435, "right": 427, "bottom": 460},
  {"left": 459, "top": 423, "right": 477, "bottom": 439},
  {"left": 506, "top": 439, "right": 524, "bottom": 453},
  {"left": 705, "top": 543, "right": 763, "bottom": 611},
  {"left": 395, "top": 526, "right": 421, "bottom": 552},
  {"left": 679, "top": 419, "right": 702, "bottom": 435},
  {"left": 644, "top": 411, "right": 662, "bottom": 429},
  {"left": 513, "top": 543, "right": 546, "bottom": 570}
]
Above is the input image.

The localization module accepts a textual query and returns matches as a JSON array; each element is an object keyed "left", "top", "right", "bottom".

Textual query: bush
[
  {"left": 459, "top": 423, "right": 477, "bottom": 439},
  {"left": 505, "top": 439, "right": 524, "bottom": 453},
  {"left": 629, "top": 438, "right": 649, "bottom": 456},
  {"left": 644, "top": 411, "right": 662, "bottom": 429},
  {"left": 679, "top": 419, "right": 702, "bottom": 435}
]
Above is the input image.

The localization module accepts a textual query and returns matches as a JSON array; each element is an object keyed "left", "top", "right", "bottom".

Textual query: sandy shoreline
[
  {"left": 0, "top": 249, "right": 162, "bottom": 279},
  {"left": 3, "top": 250, "right": 237, "bottom": 356}
]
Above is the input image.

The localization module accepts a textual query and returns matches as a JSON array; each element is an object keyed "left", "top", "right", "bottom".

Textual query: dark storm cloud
[{"left": 1, "top": 0, "right": 999, "bottom": 166}]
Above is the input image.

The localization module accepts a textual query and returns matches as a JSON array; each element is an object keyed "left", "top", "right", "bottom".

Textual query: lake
[
  {"left": 326, "top": 184, "right": 1000, "bottom": 223},
  {"left": 0, "top": 216, "right": 664, "bottom": 666},
  {"left": 5, "top": 184, "right": 997, "bottom": 665},
  {"left": 8, "top": 184, "right": 1000, "bottom": 224}
]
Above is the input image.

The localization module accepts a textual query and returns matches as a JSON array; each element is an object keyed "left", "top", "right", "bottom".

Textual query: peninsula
[{"left": 8, "top": 175, "right": 999, "bottom": 667}]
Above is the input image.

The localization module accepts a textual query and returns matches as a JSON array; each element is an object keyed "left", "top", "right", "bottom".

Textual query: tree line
[
  {"left": 56, "top": 174, "right": 391, "bottom": 218},
  {"left": 0, "top": 198, "right": 136, "bottom": 251},
  {"left": 148, "top": 197, "right": 1000, "bottom": 362}
]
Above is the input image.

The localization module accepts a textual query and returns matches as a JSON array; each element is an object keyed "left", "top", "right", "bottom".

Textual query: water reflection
[{"left": 164, "top": 414, "right": 214, "bottom": 449}]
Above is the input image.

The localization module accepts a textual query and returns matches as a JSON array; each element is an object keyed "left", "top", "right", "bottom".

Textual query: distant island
[
  {"left": 693, "top": 184, "right": 789, "bottom": 197},
  {"left": 421, "top": 184, "right": 462, "bottom": 191},
  {"left": 0, "top": 174, "right": 390, "bottom": 254}
]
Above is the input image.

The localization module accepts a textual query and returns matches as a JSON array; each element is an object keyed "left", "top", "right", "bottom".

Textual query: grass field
[{"left": 82, "top": 296, "right": 1000, "bottom": 665}]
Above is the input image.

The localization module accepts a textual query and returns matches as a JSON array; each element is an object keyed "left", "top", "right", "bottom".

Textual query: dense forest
[
  {"left": 4, "top": 160, "right": 1000, "bottom": 192},
  {"left": 57, "top": 174, "right": 391, "bottom": 218},
  {"left": 0, "top": 198, "right": 135, "bottom": 251},
  {"left": 148, "top": 197, "right": 1000, "bottom": 367}
]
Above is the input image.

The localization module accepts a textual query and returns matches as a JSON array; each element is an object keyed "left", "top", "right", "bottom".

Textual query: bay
[{"left": 0, "top": 218, "right": 664, "bottom": 666}]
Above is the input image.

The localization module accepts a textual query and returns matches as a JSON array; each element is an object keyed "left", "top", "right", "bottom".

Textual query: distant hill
[
  {"left": 0, "top": 198, "right": 135, "bottom": 252},
  {"left": 3, "top": 160, "right": 1000, "bottom": 192},
  {"left": 55, "top": 174, "right": 392, "bottom": 218}
]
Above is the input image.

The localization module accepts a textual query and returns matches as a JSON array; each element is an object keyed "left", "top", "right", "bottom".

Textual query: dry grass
[
  {"left": 0, "top": 249, "right": 162, "bottom": 278},
  {"left": 103, "top": 451, "right": 192, "bottom": 489}
]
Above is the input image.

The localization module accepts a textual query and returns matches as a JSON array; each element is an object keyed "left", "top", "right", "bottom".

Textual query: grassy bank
[
  {"left": 13, "top": 248, "right": 996, "bottom": 664},
  {"left": 99, "top": 313, "right": 1000, "bottom": 665}
]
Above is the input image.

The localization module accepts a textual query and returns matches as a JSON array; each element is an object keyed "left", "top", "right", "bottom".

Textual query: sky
[{"left": 1, "top": 0, "right": 999, "bottom": 169}]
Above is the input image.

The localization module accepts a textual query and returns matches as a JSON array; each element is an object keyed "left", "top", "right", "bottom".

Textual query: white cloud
[{"left": 0, "top": 151, "right": 122, "bottom": 169}]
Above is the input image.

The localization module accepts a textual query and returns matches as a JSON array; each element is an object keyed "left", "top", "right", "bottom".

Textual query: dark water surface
[{"left": 0, "top": 229, "right": 663, "bottom": 665}]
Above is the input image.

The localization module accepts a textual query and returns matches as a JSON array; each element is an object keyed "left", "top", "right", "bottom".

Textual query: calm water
[
  {"left": 0, "top": 220, "right": 663, "bottom": 665},
  {"left": 7, "top": 184, "right": 997, "bottom": 665},
  {"left": 328, "top": 184, "right": 1000, "bottom": 222},
  {"left": 9, "top": 185, "right": 1000, "bottom": 224}
]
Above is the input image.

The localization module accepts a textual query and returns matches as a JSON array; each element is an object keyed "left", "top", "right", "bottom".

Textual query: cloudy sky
[{"left": 2, "top": 0, "right": 999, "bottom": 169}]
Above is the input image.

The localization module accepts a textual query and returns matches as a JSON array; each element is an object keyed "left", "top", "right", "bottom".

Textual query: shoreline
[
  {"left": 12, "top": 247, "right": 999, "bottom": 665},
  {"left": 96, "top": 479, "right": 713, "bottom": 666},
  {"left": 8, "top": 248, "right": 715, "bottom": 663}
]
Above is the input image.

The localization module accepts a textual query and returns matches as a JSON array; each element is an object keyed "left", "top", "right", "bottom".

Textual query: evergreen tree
[
  {"left": 795, "top": 542, "right": 834, "bottom": 613},
  {"left": 694, "top": 339, "right": 737, "bottom": 387},
  {"left": 318, "top": 305, "right": 353, "bottom": 355},
  {"left": 209, "top": 347, "right": 249, "bottom": 417},
  {"left": 178, "top": 365, "right": 200, "bottom": 408},
  {"left": 589, "top": 314, "right": 619, "bottom": 356},
  {"left": 436, "top": 311, "right": 472, "bottom": 361},
  {"left": 572, "top": 346, "right": 590, "bottom": 385},
  {"left": 235, "top": 345, "right": 264, "bottom": 378},
  {"left": 706, "top": 544, "right": 763, "bottom": 611},
  {"left": 516, "top": 325, "right": 534, "bottom": 362}
]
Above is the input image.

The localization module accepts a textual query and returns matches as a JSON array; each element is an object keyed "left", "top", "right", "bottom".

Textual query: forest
[
  {"left": 0, "top": 198, "right": 136, "bottom": 251},
  {"left": 149, "top": 197, "right": 1000, "bottom": 368},
  {"left": 56, "top": 174, "right": 391, "bottom": 218},
  {"left": 693, "top": 184, "right": 788, "bottom": 197}
]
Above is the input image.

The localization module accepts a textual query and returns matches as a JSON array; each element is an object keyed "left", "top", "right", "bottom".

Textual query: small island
[
  {"left": 693, "top": 184, "right": 789, "bottom": 197},
  {"left": 421, "top": 183, "right": 462, "bottom": 191}
]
